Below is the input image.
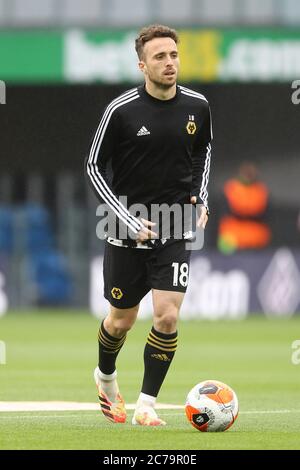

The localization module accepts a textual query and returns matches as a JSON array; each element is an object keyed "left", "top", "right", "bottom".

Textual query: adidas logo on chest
[{"left": 137, "top": 126, "right": 151, "bottom": 136}]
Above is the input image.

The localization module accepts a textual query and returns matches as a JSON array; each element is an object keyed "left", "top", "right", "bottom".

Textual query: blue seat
[
  {"left": 22, "top": 204, "right": 55, "bottom": 253},
  {"left": 0, "top": 206, "right": 13, "bottom": 254},
  {"left": 29, "top": 250, "right": 72, "bottom": 305}
]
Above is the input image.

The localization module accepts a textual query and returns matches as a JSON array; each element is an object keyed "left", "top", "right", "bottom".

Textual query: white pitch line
[
  {"left": 1, "top": 402, "right": 300, "bottom": 415},
  {"left": 241, "top": 409, "right": 298, "bottom": 414},
  {"left": 0, "top": 402, "right": 183, "bottom": 413},
  {"left": 0, "top": 414, "right": 97, "bottom": 419}
]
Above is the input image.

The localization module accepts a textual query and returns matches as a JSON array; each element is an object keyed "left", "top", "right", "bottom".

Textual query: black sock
[
  {"left": 98, "top": 321, "right": 126, "bottom": 375},
  {"left": 141, "top": 326, "right": 178, "bottom": 397}
]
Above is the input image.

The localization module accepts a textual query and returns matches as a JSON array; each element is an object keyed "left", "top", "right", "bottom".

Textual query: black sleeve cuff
[{"left": 191, "top": 195, "right": 210, "bottom": 215}]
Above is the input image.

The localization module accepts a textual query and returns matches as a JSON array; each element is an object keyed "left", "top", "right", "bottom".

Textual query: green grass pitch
[{"left": 0, "top": 310, "right": 300, "bottom": 450}]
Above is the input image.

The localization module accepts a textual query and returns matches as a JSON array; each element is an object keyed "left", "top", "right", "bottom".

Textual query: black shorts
[{"left": 103, "top": 239, "right": 191, "bottom": 309}]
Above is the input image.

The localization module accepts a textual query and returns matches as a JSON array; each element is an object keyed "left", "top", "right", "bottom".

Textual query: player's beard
[{"left": 148, "top": 71, "right": 177, "bottom": 90}]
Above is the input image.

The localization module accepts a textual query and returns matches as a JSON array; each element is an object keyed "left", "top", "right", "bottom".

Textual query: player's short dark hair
[{"left": 135, "top": 24, "right": 179, "bottom": 60}]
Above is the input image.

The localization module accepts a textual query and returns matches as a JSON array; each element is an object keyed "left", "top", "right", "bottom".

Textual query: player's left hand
[{"left": 190, "top": 196, "right": 208, "bottom": 229}]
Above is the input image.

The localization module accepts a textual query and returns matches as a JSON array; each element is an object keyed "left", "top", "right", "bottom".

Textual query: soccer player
[{"left": 86, "top": 24, "right": 212, "bottom": 426}]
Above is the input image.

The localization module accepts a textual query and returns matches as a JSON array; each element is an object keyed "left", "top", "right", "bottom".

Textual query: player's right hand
[{"left": 136, "top": 218, "right": 158, "bottom": 243}]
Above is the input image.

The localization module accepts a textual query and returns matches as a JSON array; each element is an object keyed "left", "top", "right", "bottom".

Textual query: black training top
[{"left": 86, "top": 84, "right": 212, "bottom": 238}]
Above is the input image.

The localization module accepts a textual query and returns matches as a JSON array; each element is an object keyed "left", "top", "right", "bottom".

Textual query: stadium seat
[
  {"left": 28, "top": 250, "right": 73, "bottom": 305},
  {"left": 0, "top": 206, "right": 13, "bottom": 254},
  {"left": 12, "top": 203, "right": 73, "bottom": 305},
  {"left": 15, "top": 203, "right": 55, "bottom": 253}
]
